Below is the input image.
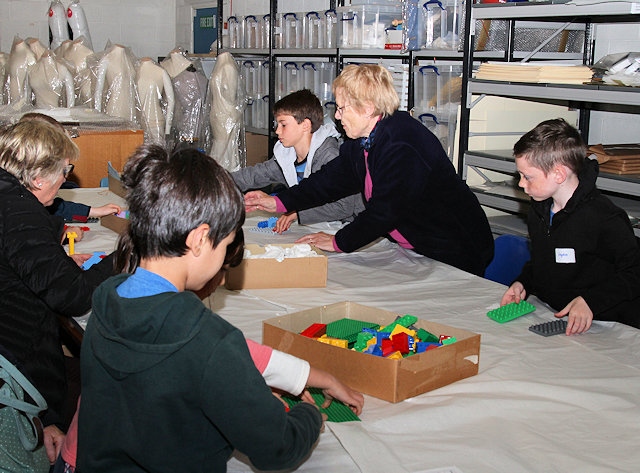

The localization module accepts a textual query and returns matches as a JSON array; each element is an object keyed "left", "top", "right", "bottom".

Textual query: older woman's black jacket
[
  {"left": 0, "top": 168, "right": 114, "bottom": 428},
  {"left": 276, "top": 111, "right": 494, "bottom": 276}
]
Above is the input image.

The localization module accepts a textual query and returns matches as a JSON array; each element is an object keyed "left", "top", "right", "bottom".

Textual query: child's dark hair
[
  {"left": 513, "top": 118, "right": 587, "bottom": 175},
  {"left": 222, "top": 227, "right": 244, "bottom": 269},
  {"left": 273, "top": 89, "right": 324, "bottom": 133},
  {"left": 115, "top": 144, "right": 245, "bottom": 273}
]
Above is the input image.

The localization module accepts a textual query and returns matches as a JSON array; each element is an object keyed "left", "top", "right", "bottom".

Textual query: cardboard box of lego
[
  {"left": 100, "top": 164, "right": 129, "bottom": 235},
  {"left": 263, "top": 301, "right": 480, "bottom": 403},
  {"left": 100, "top": 211, "right": 129, "bottom": 235},
  {"left": 225, "top": 243, "right": 327, "bottom": 290}
]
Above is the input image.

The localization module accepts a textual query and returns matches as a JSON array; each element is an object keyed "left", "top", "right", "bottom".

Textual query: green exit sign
[{"left": 200, "top": 15, "right": 216, "bottom": 29}]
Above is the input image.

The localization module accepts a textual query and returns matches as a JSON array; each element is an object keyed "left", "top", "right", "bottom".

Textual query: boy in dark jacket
[
  {"left": 501, "top": 118, "right": 640, "bottom": 334},
  {"left": 78, "top": 144, "right": 322, "bottom": 473}
]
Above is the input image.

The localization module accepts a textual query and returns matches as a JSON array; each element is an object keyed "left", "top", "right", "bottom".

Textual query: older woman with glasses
[
  {"left": 0, "top": 119, "right": 115, "bottom": 464},
  {"left": 245, "top": 64, "right": 494, "bottom": 276}
]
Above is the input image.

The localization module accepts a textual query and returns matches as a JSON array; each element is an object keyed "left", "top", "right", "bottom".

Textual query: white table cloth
[{"left": 62, "top": 189, "right": 640, "bottom": 473}]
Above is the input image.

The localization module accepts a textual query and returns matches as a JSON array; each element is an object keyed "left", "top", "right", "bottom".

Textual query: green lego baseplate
[
  {"left": 325, "top": 318, "right": 380, "bottom": 344},
  {"left": 487, "top": 300, "right": 536, "bottom": 323},
  {"left": 282, "top": 388, "right": 360, "bottom": 422}
]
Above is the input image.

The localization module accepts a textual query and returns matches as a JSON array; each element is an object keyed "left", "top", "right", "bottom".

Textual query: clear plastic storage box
[{"left": 337, "top": 4, "right": 403, "bottom": 49}]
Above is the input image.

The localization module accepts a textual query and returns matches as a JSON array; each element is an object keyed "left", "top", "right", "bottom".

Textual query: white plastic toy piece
[
  {"left": 67, "top": 0, "right": 93, "bottom": 50},
  {"left": 48, "top": 0, "right": 69, "bottom": 50}
]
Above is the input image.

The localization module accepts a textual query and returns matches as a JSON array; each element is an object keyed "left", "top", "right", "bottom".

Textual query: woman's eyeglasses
[
  {"left": 63, "top": 164, "right": 74, "bottom": 178},
  {"left": 335, "top": 104, "right": 351, "bottom": 118}
]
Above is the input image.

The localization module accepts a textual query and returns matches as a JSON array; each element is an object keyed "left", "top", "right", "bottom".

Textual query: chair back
[{"left": 484, "top": 234, "right": 531, "bottom": 286}]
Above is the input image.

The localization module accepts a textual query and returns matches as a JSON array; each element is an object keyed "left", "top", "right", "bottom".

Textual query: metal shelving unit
[
  {"left": 459, "top": 1, "right": 640, "bottom": 236},
  {"left": 215, "top": 0, "right": 461, "bottom": 159}
]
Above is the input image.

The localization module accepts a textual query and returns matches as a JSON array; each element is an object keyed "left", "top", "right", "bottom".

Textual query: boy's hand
[
  {"left": 555, "top": 296, "right": 593, "bottom": 335},
  {"left": 89, "top": 203, "right": 122, "bottom": 218},
  {"left": 244, "top": 191, "right": 277, "bottom": 213},
  {"left": 70, "top": 253, "right": 92, "bottom": 267},
  {"left": 318, "top": 381, "right": 364, "bottom": 416},
  {"left": 275, "top": 212, "right": 297, "bottom": 233},
  {"left": 500, "top": 281, "right": 526, "bottom": 306}
]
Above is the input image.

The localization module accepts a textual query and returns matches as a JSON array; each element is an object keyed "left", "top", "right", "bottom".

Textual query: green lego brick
[
  {"left": 325, "top": 318, "right": 379, "bottom": 344},
  {"left": 282, "top": 388, "right": 360, "bottom": 422},
  {"left": 487, "top": 300, "right": 536, "bottom": 323},
  {"left": 381, "top": 314, "right": 418, "bottom": 332},
  {"left": 416, "top": 328, "right": 439, "bottom": 343}
]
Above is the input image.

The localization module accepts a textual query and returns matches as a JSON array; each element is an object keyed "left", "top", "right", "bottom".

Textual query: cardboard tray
[
  {"left": 225, "top": 243, "right": 327, "bottom": 290},
  {"left": 263, "top": 301, "right": 481, "bottom": 403},
  {"left": 100, "top": 174, "right": 128, "bottom": 234}
]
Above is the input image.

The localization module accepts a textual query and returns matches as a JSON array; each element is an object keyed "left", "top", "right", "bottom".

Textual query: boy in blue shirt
[{"left": 78, "top": 144, "right": 323, "bottom": 472}]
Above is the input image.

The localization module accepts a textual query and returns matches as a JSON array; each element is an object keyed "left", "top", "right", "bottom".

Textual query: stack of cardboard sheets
[
  {"left": 589, "top": 143, "right": 640, "bottom": 175},
  {"left": 475, "top": 62, "right": 593, "bottom": 85}
]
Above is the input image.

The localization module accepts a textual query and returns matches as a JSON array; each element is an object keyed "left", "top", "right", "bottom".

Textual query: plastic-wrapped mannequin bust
[
  {"left": 160, "top": 49, "right": 192, "bottom": 79},
  {"left": 0, "top": 52, "right": 9, "bottom": 105},
  {"left": 137, "top": 58, "right": 175, "bottom": 145},
  {"left": 63, "top": 37, "right": 94, "bottom": 107},
  {"left": 54, "top": 39, "right": 73, "bottom": 59},
  {"left": 94, "top": 44, "right": 138, "bottom": 123},
  {"left": 28, "top": 50, "right": 75, "bottom": 108},
  {"left": 162, "top": 50, "right": 208, "bottom": 146},
  {"left": 7, "top": 37, "right": 37, "bottom": 105},
  {"left": 209, "top": 52, "right": 245, "bottom": 171},
  {"left": 26, "top": 38, "right": 48, "bottom": 61}
]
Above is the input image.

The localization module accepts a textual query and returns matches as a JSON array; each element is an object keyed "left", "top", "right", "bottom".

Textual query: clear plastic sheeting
[
  {"left": 48, "top": 0, "right": 69, "bottom": 51},
  {"left": 67, "top": 0, "right": 94, "bottom": 51},
  {"left": 136, "top": 57, "right": 175, "bottom": 146},
  {"left": 0, "top": 52, "right": 9, "bottom": 106},
  {"left": 27, "top": 50, "right": 75, "bottom": 108},
  {"left": 593, "top": 51, "right": 640, "bottom": 87},
  {"left": 60, "top": 37, "right": 95, "bottom": 108},
  {"left": 0, "top": 105, "right": 138, "bottom": 133},
  {"left": 161, "top": 48, "right": 209, "bottom": 151},
  {"left": 209, "top": 51, "right": 246, "bottom": 172},
  {"left": 6, "top": 36, "right": 37, "bottom": 106},
  {"left": 93, "top": 43, "right": 141, "bottom": 126}
]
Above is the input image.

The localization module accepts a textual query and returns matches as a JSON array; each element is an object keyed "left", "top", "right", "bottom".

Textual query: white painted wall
[{"left": 0, "top": 0, "right": 176, "bottom": 61}]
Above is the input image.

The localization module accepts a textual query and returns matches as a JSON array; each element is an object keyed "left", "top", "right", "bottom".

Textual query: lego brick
[
  {"left": 529, "top": 319, "right": 568, "bottom": 337},
  {"left": 326, "top": 318, "right": 380, "bottom": 344},
  {"left": 486, "top": 300, "right": 536, "bottom": 323},
  {"left": 282, "top": 388, "right": 360, "bottom": 423}
]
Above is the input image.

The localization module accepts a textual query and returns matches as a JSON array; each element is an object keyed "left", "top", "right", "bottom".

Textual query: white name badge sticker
[{"left": 555, "top": 248, "right": 576, "bottom": 263}]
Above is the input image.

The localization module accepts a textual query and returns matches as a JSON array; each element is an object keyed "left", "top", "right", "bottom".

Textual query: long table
[{"left": 61, "top": 188, "right": 640, "bottom": 473}]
